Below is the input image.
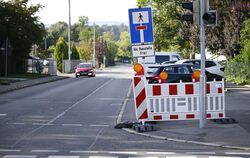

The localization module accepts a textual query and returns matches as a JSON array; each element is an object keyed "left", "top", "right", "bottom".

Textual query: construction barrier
[{"left": 133, "top": 76, "right": 225, "bottom": 122}]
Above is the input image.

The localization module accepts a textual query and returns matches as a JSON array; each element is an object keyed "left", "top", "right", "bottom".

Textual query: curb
[
  {"left": 117, "top": 81, "right": 250, "bottom": 151},
  {"left": 0, "top": 76, "right": 68, "bottom": 95}
]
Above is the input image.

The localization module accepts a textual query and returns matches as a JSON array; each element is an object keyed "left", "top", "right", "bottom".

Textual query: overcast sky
[{"left": 28, "top": 0, "right": 137, "bottom": 25}]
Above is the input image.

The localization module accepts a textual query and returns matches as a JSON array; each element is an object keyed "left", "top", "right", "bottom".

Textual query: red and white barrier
[{"left": 133, "top": 76, "right": 225, "bottom": 122}]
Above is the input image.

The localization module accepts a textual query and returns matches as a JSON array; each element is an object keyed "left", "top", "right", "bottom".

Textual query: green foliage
[
  {"left": 53, "top": 37, "right": 68, "bottom": 72},
  {"left": 0, "top": 0, "right": 45, "bottom": 59},
  {"left": 78, "top": 41, "right": 93, "bottom": 61},
  {"left": 117, "top": 32, "right": 132, "bottom": 61},
  {"left": 46, "top": 21, "right": 68, "bottom": 47},
  {"left": 107, "top": 41, "right": 118, "bottom": 66},
  {"left": 71, "top": 43, "right": 80, "bottom": 60}
]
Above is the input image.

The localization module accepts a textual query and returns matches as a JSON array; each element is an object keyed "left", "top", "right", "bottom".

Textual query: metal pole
[
  {"left": 68, "top": 0, "right": 71, "bottom": 72},
  {"left": 5, "top": 37, "right": 8, "bottom": 78},
  {"left": 199, "top": 0, "right": 207, "bottom": 128},
  {"left": 93, "top": 23, "right": 96, "bottom": 67}
]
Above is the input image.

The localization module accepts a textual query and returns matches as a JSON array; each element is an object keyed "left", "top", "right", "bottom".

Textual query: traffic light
[
  {"left": 203, "top": 10, "right": 216, "bottom": 26},
  {"left": 182, "top": 1, "right": 200, "bottom": 25}
]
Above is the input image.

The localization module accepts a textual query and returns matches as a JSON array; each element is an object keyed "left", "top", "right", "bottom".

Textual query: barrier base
[
  {"left": 211, "top": 117, "right": 237, "bottom": 124},
  {"left": 132, "top": 123, "right": 154, "bottom": 133}
]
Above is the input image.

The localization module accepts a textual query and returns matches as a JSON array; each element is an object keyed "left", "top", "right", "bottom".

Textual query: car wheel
[{"left": 75, "top": 75, "right": 79, "bottom": 78}]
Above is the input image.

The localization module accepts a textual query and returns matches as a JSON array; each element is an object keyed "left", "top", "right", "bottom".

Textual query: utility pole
[
  {"left": 68, "top": 0, "right": 71, "bottom": 71},
  {"left": 199, "top": 0, "right": 207, "bottom": 128},
  {"left": 5, "top": 37, "right": 8, "bottom": 78},
  {"left": 93, "top": 23, "right": 96, "bottom": 67}
]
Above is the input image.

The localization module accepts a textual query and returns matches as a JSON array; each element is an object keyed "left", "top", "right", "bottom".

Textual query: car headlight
[{"left": 76, "top": 70, "right": 80, "bottom": 72}]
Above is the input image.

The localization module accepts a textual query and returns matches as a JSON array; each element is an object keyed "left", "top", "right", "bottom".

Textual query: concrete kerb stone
[
  {"left": 0, "top": 76, "right": 68, "bottom": 95},
  {"left": 117, "top": 81, "right": 250, "bottom": 151}
]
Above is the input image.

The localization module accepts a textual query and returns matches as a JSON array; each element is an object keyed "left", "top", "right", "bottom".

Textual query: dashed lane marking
[
  {"left": 209, "top": 156, "right": 242, "bottom": 158},
  {"left": 89, "top": 125, "right": 109, "bottom": 127},
  {"left": 186, "top": 152, "right": 216, "bottom": 155},
  {"left": 89, "top": 157, "right": 118, "bottom": 158},
  {"left": 0, "top": 114, "right": 7, "bottom": 116},
  {"left": 0, "top": 149, "right": 21, "bottom": 152},
  {"left": 146, "top": 152, "right": 175, "bottom": 155},
  {"left": 69, "top": 151, "right": 99, "bottom": 154},
  {"left": 48, "top": 156, "right": 79, "bottom": 158},
  {"left": 62, "top": 124, "right": 83, "bottom": 127},
  {"left": 32, "top": 123, "right": 54, "bottom": 126},
  {"left": 109, "top": 152, "right": 138, "bottom": 154},
  {"left": 3, "top": 155, "right": 36, "bottom": 158},
  {"left": 225, "top": 152, "right": 250, "bottom": 155},
  {"left": 31, "top": 150, "right": 59, "bottom": 153}
]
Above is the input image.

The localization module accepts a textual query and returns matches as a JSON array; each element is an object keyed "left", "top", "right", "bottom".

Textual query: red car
[{"left": 75, "top": 63, "right": 95, "bottom": 78}]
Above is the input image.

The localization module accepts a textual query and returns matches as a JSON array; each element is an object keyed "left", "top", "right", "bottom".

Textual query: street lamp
[{"left": 68, "top": 0, "right": 71, "bottom": 72}]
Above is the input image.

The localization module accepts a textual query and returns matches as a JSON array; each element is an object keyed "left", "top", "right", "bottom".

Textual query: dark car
[
  {"left": 75, "top": 63, "right": 95, "bottom": 78},
  {"left": 147, "top": 64, "right": 222, "bottom": 83}
]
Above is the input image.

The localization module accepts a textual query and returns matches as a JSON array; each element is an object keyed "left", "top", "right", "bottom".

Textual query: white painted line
[
  {"left": 129, "top": 157, "right": 157, "bottom": 158},
  {"left": 0, "top": 114, "right": 7, "bottom": 116},
  {"left": 209, "top": 156, "right": 242, "bottom": 158},
  {"left": 3, "top": 155, "right": 36, "bottom": 158},
  {"left": 166, "top": 156, "right": 197, "bottom": 158},
  {"left": 225, "top": 152, "right": 250, "bottom": 155},
  {"left": 0, "top": 149, "right": 21, "bottom": 152},
  {"left": 88, "top": 128, "right": 103, "bottom": 150},
  {"left": 9, "top": 123, "right": 25, "bottom": 125},
  {"left": 89, "top": 125, "right": 109, "bottom": 127},
  {"left": 48, "top": 156, "right": 79, "bottom": 158},
  {"left": 70, "top": 151, "right": 99, "bottom": 154},
  {"left": 109, "top": 152, "right": 138, "bottom": 154},
  {"left": 62, "top": 124, "right": 83, "bottom": 127},
  {"left": 32, "top": 123, "right": 54, "bottom": 126},
  {"left": 146, "top": 152, "right": 175, "bottom": 155},
  {"left": 31, "top": 150, "right": 59, "bottom": 153},
  {"left": 89, "top": 157, "right": 118, "bottom": 158},
  {"left": 186, "top": 152, "right": 216, "bottom": 155},
  {"left": 110, "top": 104, "right": 122, "bottom": 106}
]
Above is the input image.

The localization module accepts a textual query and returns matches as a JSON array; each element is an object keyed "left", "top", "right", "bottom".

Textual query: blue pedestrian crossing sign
[{"left": 128, "top": 7, "right": 154, "bottom": 44}]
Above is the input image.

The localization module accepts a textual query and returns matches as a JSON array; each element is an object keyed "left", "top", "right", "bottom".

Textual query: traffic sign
[
  {"left": 132, "top": 44, "right": 155, "bottom": 57},
  {"left": 128, "top": 7, "right": 154, "bottom": 44}
]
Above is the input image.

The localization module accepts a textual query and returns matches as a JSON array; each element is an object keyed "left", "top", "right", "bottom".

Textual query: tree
[
  {"left": 78, "top": 41, "right": 93, "bottom": 61},
  {"left": 53, "top": 37, "right": 68, "bottom": 72},
  {"left": 71, "top": 43, "right": 80, "bottom": 60},
  {"left": 46, "top": 21, "right": 68, "bottom": 47},
  {"left": 206, "top": 0, "right": 250, "bottom": 59},
  {"left": 117, "top": 32, "right": 132, "bottom": 61},
  {"left": 107, "top": 41, "right": 118, "bottom": 66},
  {"left": 0, "top": 0, "right": 45, "bottom": 59}
]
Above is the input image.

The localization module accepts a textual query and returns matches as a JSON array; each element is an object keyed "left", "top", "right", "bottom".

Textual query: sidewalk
[
  {"left": 121, "top": 82, "right": 250, "bottom": 150},
  {"left": 0, "top": 75, "right": 68, "bottom": 94}
]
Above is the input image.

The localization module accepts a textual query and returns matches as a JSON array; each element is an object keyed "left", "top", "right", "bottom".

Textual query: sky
[{"left": 28, "top": 0, "right": 138, "bottom": 25}]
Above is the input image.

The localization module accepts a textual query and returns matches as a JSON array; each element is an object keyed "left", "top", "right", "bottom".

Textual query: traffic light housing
[
  {"left": 182, "top": 1, "right": 200, "bottom": 25},
  {"left": 203, "top": 10, "right": 217, "bottom": 26}
]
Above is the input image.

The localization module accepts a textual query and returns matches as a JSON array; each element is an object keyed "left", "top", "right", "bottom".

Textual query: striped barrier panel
[{"left": 133, "top": 76, "right": 225, "bottom": 122}]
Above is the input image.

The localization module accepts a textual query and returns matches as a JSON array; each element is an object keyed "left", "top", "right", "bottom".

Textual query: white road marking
[
  {"left": 146, "top": 152, "right": 175, "bottom": 155},
  {"left": 88, "top": 128, "right": 103, "bottom": 150},
  {"left": 70, "top": 151, "right": 99, "bottom": 154},
  {"left": 89, "top": 157, "right": 118, "bottom": 158},
  {"left": 48, "top": 156, "right": 79, "bottom": 158},
  {"left": 166, "top": 156, "right": 197, "bottom": 158},
  {"left": 186, "top": 152, "right": 216, "bottom": 155},
  {"left": 3, "top": 155, "right": 36, "bottom": 158},
  {"left": 129, "top": 157, "right": 157, "bottom": 158},
  {"left": 31, "top": 150, "right": 59, "bottom": 153},
  {"left": 8, "top": 123, "right": 25, "bottom": 125},
  {"left": 89, "top": 125, "right": 109, "bottom": 127},
  {"left": 62, "top": 124, "right": 83, "bottom": 127},
  {"left": 0, "top": 149, "right": 21, "bottom": 152},
  {"left": 0, "top": 114, "right": 7, "bottom": 116},
  {"left": 110, "top": 104, "right": 122, "bottom": 106},
  {"left": 11, "top": 79, "right": 113, "bottom": 148},
  {"left": 109, "top": 152, "right": 138, "bottom": 154},
  {"left": 209, "top": 156, "right": 242, "bottom": 158},
  {"left": 32, "top": 123, "right": 54, "bottom": 126},
  {"left": 225, "top": 152, "right": 250, "bottom": 155}
]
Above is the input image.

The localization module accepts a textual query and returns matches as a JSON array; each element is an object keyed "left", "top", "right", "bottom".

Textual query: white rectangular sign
[
  {"left": 132, "top": 44, "right": 155, "bottom": 57},
  {"left": 132, "top": 11, "right": 149, "bottom": 24}
]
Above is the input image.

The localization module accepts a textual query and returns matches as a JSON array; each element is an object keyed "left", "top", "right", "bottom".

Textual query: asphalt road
[{"left": 0, "top": 64, "right": 249, "bottom": 158}]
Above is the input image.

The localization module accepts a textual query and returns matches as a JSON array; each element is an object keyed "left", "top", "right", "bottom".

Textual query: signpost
[{"left": 132, "top": 44, "right": 154, "bottom": 57}]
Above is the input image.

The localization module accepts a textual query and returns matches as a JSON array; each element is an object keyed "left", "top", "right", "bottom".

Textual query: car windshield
[
  {"left": 155, "top": 56, "right": 170, "bottom": 63},
  {"left": 78, "top": 64, "right": 92, "bottom": 68}
]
